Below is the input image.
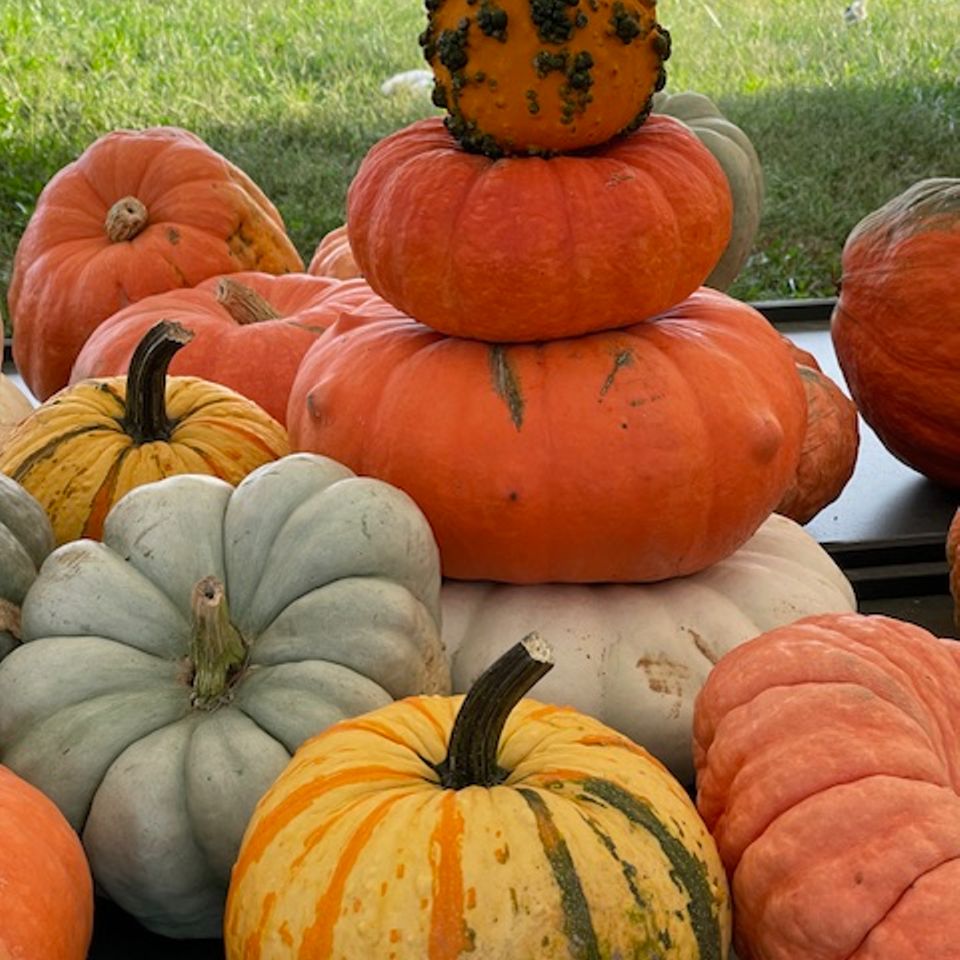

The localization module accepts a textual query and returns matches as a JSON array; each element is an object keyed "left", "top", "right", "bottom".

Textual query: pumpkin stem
[
  {"left": 436, "top": 633, "right": 553, "bottom": 790},
  {"left": 216, "top": 278, "right": 282, "bottom": 325},
  {"left": 121, "top": 320, "right": 194, "bottom": 444},
  {"left": 105, "top": 196, "right": 149, "bottom": 242},
  {"left": 0, "top": 599, "right": 21, "bottom": 643},
  {"left": 189, "top": 576, "right": 248, "bottom": 709}
]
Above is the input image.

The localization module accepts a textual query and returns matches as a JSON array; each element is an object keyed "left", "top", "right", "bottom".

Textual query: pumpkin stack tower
[{"left": 288, "top": 0, "right": 813, "bottom": 745}]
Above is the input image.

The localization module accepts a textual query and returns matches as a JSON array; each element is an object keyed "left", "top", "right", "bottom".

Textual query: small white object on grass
[
  {"left": 843, "top": 0, "right": 868, "bottom": 24},
  {"left": 381, "top": 69, "right": 434, "bottom": 96}
]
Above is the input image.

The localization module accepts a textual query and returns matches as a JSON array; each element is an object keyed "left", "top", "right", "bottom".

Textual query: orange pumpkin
[
  {"left": 70, "top": 272, "right": 390, "bottom": 422},
  {"left": 694, "top": 612, "right": 960, "bottom": 960},
  {"left": 947, "top": 507, "right": 960, "bottom": 630},
  {"left": 346, "top": 115, "right": 732, "bottom": 341},
  {"left": 287, "top": 287, "right": 806, "bottom": 583},
  {"left": 831, "top": 178, "right": 960, "bottom": 487},
  {"left": 0, "top": 765, "right": 94, "bottom": 960},
  {"left": 308, "top": 225, "right": 360, "bottom": 279},
  {"left": 9, "top": 126, "right": 304, "bottom": 402},
  {"left": 776, "top": 337, "right": 860, "bottom": 525},
  {"left": 421, "top": 0, "right": 671, "bottom": 156}
]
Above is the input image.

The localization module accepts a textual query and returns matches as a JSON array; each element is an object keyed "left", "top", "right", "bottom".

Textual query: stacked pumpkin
[{"left": 284, "top": 0, "right": 858, "bottom": 787}]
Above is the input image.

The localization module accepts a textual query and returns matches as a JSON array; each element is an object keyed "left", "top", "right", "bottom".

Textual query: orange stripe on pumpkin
[
  {"left": 428, "top": 791, "right": 469, "bottom": 960},
  {"left": 297, "top": 793, "right": 410, "bottom": 959},
  {"left": 401, "top": 696, "right": 448, "bottom": 744},
  {"left": 239, "top": 891, "right": 276, "bottom": 960},
  {"left": 232, "top": 765, "right": 418, "bottom": 888}
]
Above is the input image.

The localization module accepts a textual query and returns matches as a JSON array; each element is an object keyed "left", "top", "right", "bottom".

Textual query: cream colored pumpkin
[
  {"left": 442, "top": 513, "right": 855, "bottom": 785},
  {"left": 652, "top": 90, "right": 763, "bottom": 290},
  {"left": 0, "top": 373, "right": 33, "bottom": 447}
]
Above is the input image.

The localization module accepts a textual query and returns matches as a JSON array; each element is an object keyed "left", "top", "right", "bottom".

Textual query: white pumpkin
[
  {"left": 0, "top": 373, "right": 33, "bottom": 447},
  {"left": 442, "top": 513, "right": 855, "bottom": 786}
]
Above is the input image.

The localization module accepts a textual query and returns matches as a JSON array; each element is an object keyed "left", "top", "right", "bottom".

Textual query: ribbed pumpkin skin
[
  {"left": 9, "top": 126, "right": 304, "bottom": 401},
  {"left": 0, "top": 474, "right": 55, "bottom": 659},
  {"left": 421, "top": 0, "right": 669, "bottom": 156},
  {"left": 0, "top": 372, "right": 34, "bottom": 445},
  {"left": 346, "top": 115, "right": 732, "bottom": 342},
  {"left": 0, "top": 765, "right": 94, "bottom": 960},
  {"left": 694, "top": 612, "right": 960, "bottom": 960},
  {"left": 70, "top": 273, "right": 391, "bottom": 422},
  {"left": 441, "top": 513, "right": 855, "bottom": 786},
  {"left": 226, "top": 696, "right": 731, "bottom": 959},
  {"left": 0, "top": 373, "right": 289, "bottom": 543},
  {"left": 287, "top": 287, "right": 806, "bottom": 583},
  {"left": 308, "top": 225, "right": 360, "bottom": 279},
  {"left": 652, "top": 90, "right": 763, "bottom": 290},
  {"left": 831, "top": 178, "right": 960, "bottom": 487}
]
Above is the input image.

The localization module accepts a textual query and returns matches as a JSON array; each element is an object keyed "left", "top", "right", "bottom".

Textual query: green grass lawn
[{"left": 1, "top": 0, "right": 958, "bottom": 332}]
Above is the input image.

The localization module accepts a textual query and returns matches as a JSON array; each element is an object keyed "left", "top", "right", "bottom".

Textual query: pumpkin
[
  {"left": 0, "top": 764, "right": 94, "bottom": 960},
  {"left": 287, "top": 287, "right": 806, "bottom": 583},
  {"left": 9, "top": 126, "right": 304, "bottom": 402},
  {"left": 775, "top": 337, "right": 860, "bottom": 525},
  {"left": 346, "top": 114, "right": 732, "bottom": 341},
  {"left": 420, "top": 0, "right": 671, "bottom": 157},
  {"left": 831, "top": 177, "right": 960, "bottom": 487},
  {"left": 0, "top": 321, "right": 289, "bottom": 544},
  {"left": 442, "top": 512, "right": 856, "bottom": 786},
  {"left": 947, "top": 507, "right": 960, "bottom": 630},
  {"left": 225, "top": 635, "right": 731, "bottom": 958},
  {"left": 0, "top": 371, "right": 34, "bottom": 445},
  {"left": 308, "top": 224, "right": 360, "bottom": 279},
  {"left": 652, "top": 90, "right": 763, "bottom": 290},
  {"left": 0, "top": 473, "right": 55, "bottom": 660},
  {"left": 693, "top": 612, "right": 960, "bottom": 960},
  {"left": 0, "top": 451, "right": 448, "bottom": 937},
  {"left": 69, "top": 272, "right": 391, "bottom": 422}
]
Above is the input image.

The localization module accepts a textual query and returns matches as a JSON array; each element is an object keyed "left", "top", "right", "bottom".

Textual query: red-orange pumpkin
[
  {"left": 694, "top": 612, "right": 960, "bottom": 960},
  {"left": 947, "top": 508, "right": 960, "bottom": 630},
  {"left": 831, "top": 178, "right": 960, "bottom": 487},
  {"left": 776, "top": 337, "right": 860, "bottom": 525},
  {"left": 346, "top": 115, "right": 732, "bottom": 341},
  {"left": 70, "top": 272, "right": 390, "bottom": 422},
  {"left": 0, "top": 765, "right": 94, "bottom": 960},
  {"left": 308, "top": 225, "right": 360, "bottom": 280},
  {"left": 287, "top": 287, "right": 806, "bottom": 583},
  {"left": 9, "top": 126, "right": 304, "bottom": 402}
]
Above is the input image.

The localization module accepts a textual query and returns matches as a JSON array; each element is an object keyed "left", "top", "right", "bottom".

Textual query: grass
[{"left": 1, "top": 0, "right": 958, "bottom": 332}]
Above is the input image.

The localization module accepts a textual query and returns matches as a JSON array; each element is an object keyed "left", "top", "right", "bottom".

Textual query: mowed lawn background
[{"left": 1, "top": 0, "right": 958, "bottom": 333}]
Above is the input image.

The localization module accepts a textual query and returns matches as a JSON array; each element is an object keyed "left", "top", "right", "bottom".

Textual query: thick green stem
[
  {"left": 189, "top": 576, "right": 247, "bottom": 709},
  {"left": 216, "top": 278, "right": 282, "bottom": 325},
  {"left": 436, "top": 632, "right": 554, "bottom": 790},
  {"left": 120, "top": 321, "right": 194, "bottom": 444}
]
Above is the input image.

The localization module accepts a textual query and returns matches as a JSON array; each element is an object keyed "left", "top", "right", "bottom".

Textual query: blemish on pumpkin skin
[
  {"left": 600, "top": 349, "right": 634, "bottom": 397},
  {"left": 166, "top": 227, "right": 180, "bottom": 244},
  {"left": 489, "top": 345, "right": 524, "bottom": 429}
]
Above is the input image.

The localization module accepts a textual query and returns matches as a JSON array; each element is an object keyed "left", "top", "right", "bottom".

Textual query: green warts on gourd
[{"left": 188, "top": 576, "right": 248, "bottom": 709}]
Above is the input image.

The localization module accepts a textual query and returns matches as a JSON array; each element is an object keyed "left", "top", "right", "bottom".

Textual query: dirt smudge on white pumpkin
[{"left": 635, "top": 653, "right": 691, "bottom": 698}]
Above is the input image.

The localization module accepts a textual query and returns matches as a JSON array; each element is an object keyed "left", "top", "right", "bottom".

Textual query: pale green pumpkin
[{"left": 0, "top": 453, "right": 448, "bottom": 938}]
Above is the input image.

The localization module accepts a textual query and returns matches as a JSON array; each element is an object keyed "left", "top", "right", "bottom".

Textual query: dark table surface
[{"left": 4, "top": 302, "right": 958, "bottom": 954}]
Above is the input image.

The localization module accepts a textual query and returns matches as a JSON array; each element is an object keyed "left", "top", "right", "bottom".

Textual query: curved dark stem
[
  {"left": 436, "top": 632, "right": 554, "bottom": 790},
  {"left": 120, "top": 320, "right": 194, "bottom": 443}
]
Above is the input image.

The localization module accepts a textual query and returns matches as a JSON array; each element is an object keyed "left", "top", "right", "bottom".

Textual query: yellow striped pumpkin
[
  {"left": 0, "top": 321, "right": 289, "bottom": 543},
  {"left": 225, "top": 636, "right": 731, "bottom": 959}
]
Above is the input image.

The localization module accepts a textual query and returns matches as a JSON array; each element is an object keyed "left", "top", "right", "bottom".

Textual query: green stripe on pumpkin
[
  {"left": 518, "top": 787, "right": 601, "bottom": 960},
  {"left": 581, "top": 778, "right": 722, "bottom": 960}
]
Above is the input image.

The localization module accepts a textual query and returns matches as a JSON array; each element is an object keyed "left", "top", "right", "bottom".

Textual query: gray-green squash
[
  {"left": 653, "top": 90, "right": 764, "bottom": 290},
  {"left": 0, "top": 473, "right": 55, "bottom": 659},
  {"left": 0, "top": 453, "right": 448, "bottom": 938}
]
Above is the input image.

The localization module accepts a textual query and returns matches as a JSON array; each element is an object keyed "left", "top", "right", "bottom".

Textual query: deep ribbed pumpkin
[
  {"left": 9, "top": 126, "right": 304, "bottom": 401},
  {"left": 831, "top": 178, "right": 960, "bottom": 487},
  {"left": 775, "top": 337, "right": 860, "bottom": 525},
  {"left": 287, "top": 287, "right": 806, "bottom": 583},
  {"left": 694, "top": 612, "right": 960, "bottom": 960},
  {"left": 226, "top": 636, "right": 731, "bottom": 959},
  {"left": 70, "top": 273, "right": 390, "bottom": 422},
  {"left": 0, "top": 322, "right": 289, "bottom": 543},
  {"left": 420, "top": 0, "right": 670, "bottom": 156},
  {"left": 346, "top": 115, "right": 732, "bottom": 341},
  {"left": 0, "top": 765, "right": 94, "bottom": 960}
]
